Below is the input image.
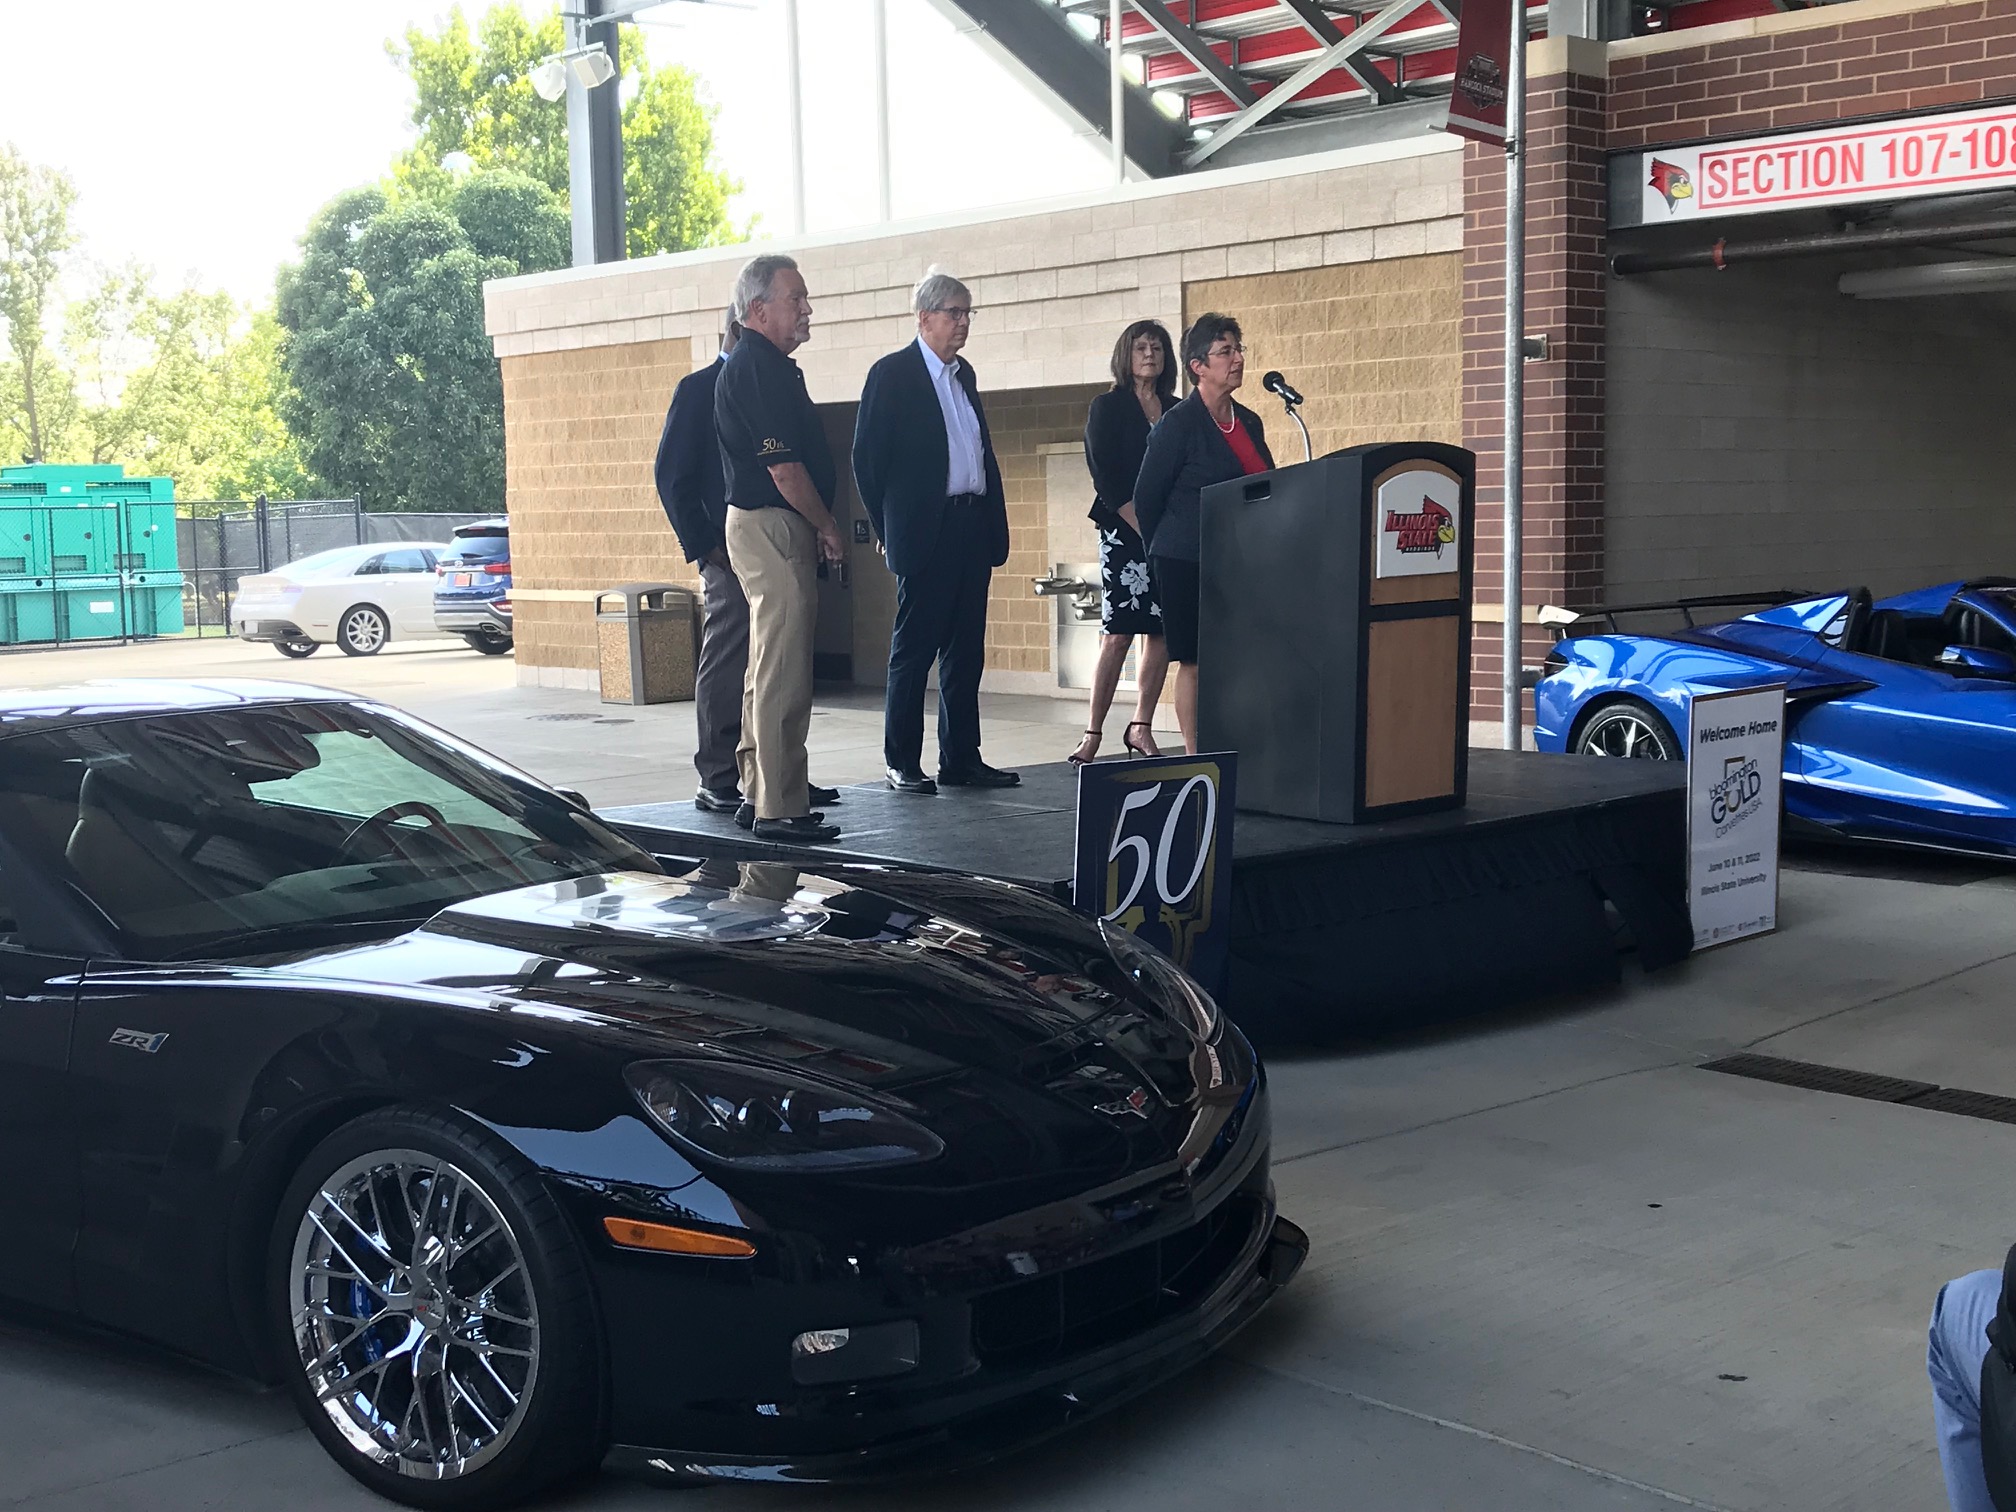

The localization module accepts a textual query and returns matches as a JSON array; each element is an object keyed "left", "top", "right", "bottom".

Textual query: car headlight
[
  {"left": 625, "top": 1059, "right": 944, "bottom": 1171},
  {"left": 1099, "top": 920, "right": 1222, "bottom": 1043}
]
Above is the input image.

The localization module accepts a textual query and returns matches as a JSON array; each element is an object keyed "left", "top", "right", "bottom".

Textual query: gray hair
[
  {"left": 912, "top": 268, "right": 971, "bottom": 316},
  {"left": 732, "top": 254, "right": 799, "bottom": 320}
]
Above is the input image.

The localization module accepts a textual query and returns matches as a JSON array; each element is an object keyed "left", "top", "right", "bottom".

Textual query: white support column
[
  {"left": 1501, "top": 0, "right": 1528, "bottom": 750},
  {"left": 1110, "top": 0, "right": 1126, "bottom": 184},
  {"left": 872, "top": 0, "right": 892, "bottom": 221},
  {"left": 786, "top": 0, "right": 807, "bottom": 235},
  {"left": 564, "top": 7, "right": 595, "bottom": 266}
]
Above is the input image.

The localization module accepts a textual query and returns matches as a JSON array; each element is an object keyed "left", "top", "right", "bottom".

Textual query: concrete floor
[{"left": 2, "top": 636, "right": 2013, "bottom": 1510}]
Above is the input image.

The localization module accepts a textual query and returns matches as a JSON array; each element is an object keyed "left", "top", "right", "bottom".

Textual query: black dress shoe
[
  {"left": 938, "top": 762, "right": 1020, "bottom": 788},
  {"left": 753, "top": 815, "right": 842, "bottom": 843},
  {"left": 808, "top": 782, "right": 840, "bottom": 805},
  {"left": 739, "top": 802, "right": 823, "bottom": 830},
  {"left": 695, "top": 785, "right": 743, "bottom": 813},
  {"left": 886, "top": 766, "right": 938, "bottom": 794}
]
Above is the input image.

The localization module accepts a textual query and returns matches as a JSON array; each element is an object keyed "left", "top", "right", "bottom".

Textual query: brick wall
[
  {"left": 500, "top": 340, "right": 694, "bottom": 677},
  {"left": 1182, "top": 254, "right": 1464, "bottom": 459},
  {"left": 501, "top": 331, "right": 1104, "bottom": 683},
  {"left": 1610, "top": 0, "right": 2016, "bottom": 148},
  {"left": 1463, "top": 54, "right": 1610, "bottom": 724}
]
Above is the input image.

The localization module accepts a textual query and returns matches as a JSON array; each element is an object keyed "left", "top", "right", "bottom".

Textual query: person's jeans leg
[
  {"left": 1931, "top": 1268, "right": 2002, "bottom": 1512},
  {"left": 935, "top": 530, "right": 990, "bottom": 770},
  {"left": 692, "top": 559, "right": 750, "bottom": 793}
]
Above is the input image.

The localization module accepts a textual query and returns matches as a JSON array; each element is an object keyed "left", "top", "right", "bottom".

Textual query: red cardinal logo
[
  {"left": 1649, "top": 158, "right": 1694, "bottom": 210},
  {"left": 1384, "top": 498, "right": 1454, "bottom": 556}
]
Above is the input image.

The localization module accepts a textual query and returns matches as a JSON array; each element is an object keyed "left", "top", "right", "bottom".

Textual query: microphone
[{"left": 1261, "top": 370, "right": 1304, "bottom": 407}]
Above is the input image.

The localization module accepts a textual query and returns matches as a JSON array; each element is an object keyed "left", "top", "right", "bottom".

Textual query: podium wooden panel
[{"left": 1197, "top": 442, "right": 1475, "bottom": 824}]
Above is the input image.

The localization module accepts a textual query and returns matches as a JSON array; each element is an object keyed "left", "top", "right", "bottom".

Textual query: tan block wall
[
  {"left": 502, "top": 328, "right": 1103, "bottom": 681},
  {"left": 501, "top": 340, "right": 696, "bottom": 675},
  {"left": 1181, "top": 253, "right": 1463, "bottom": 458}
]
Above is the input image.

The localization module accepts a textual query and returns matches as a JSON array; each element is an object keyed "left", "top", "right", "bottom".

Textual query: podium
[{"left": 1197, "top": 442, "right": 1475, "bottom": 824}]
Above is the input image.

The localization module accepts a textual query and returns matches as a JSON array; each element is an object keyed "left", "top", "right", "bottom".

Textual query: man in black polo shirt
[{"left": 713, "top": 253, "right": 845, "bottom": 843}]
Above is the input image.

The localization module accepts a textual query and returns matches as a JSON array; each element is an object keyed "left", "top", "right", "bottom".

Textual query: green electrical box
[{"left": 0, "top": 464, "right": 185, "bottom": 642}]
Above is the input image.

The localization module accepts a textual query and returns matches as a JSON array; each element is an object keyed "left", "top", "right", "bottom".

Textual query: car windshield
[
  {"left": 440, "top": 533, "right": 508, "bottom": 567},
  {"left": 0, "top": 701, "right": 658, "bottom": 960}
]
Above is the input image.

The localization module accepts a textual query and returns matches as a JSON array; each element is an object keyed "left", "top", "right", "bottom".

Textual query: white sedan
[{"left": 229, "top": 543, "right": 452, "bottom": 658}]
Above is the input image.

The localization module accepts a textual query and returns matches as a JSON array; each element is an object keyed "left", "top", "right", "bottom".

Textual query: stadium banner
[{"left": 1686, "top": 684, "right": 1784, "bottom": 951}]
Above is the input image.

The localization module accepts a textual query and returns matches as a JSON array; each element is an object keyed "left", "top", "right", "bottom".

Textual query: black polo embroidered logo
[{"left": 757, "top": 436, "right": 789, "bottom": 457}]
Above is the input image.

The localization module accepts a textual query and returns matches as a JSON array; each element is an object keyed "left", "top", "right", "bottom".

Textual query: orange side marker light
[{"left": 603, "top": 1217, "right": 756, "bottom": 1258}]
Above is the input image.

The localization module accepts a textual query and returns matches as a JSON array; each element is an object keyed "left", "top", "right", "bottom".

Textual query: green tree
[
  {"left": 275, "top": 170, "right": 568, "bottom": 511},
  {"left": 389, "top": 2, "right": 741, "bottom": 257},
  {"left": 0, "top": 144, "right": 78, "bottom": 464}
]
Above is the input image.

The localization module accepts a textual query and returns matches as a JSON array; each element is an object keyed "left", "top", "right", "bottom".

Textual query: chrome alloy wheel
[
  {"left": 289, "top": 1150, "right": 541, "bottom": 1482},
  {"left": 1576, "top": 705, "right": 1677, "bottom": 760},
  {"left": 341, "top": 607, "right": 388, "bottom": 654}
]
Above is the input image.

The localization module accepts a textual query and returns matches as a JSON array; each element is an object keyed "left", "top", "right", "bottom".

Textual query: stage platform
[{"left": 604, "top": 749, "right": 1689, "bottom": 1040}]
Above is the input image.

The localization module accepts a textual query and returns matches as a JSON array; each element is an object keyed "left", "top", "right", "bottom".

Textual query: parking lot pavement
[{"left": 0, "top": 638, "right": 2008, "bottom": 1509}]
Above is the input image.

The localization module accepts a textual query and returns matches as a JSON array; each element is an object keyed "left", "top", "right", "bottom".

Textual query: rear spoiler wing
[{"left": 1537, "top": 590, "right": 1818, "bottom": 643}]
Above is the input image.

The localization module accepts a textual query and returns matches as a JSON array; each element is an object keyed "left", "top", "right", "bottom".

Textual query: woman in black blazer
[
  {"left": 1133, "top": 312, "right": 1274, "bottom": 755},
  {"left": 1070, "top": 319, "right": 1178, "bottom": 766}
]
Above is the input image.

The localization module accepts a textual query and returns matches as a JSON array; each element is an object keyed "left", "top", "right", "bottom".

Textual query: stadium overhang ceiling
[{"left": 927, "top": 0, "right": 1545, "bottom": 176}]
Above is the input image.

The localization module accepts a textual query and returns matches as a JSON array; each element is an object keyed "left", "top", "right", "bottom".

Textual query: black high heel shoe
[
  {"left": 1067, "top": 729, "right": 1101, "bottom": 766},
  {"left": 1123, "top": 721, "right": 1161, "bottom": 758}
]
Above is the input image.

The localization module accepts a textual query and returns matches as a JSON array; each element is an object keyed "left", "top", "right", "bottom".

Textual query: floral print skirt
[{"left": 1098, "top": 521, "right": 1163, "bottom": 637}]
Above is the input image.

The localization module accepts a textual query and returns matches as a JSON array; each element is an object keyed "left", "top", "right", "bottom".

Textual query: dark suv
[{"left": 432, "top": 518, "right": 512, "bottom": 655}]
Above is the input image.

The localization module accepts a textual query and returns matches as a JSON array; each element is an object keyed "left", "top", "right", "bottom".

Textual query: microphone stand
[{"left": 1280, "top": 396, "right": 1312, "bottom": 462}]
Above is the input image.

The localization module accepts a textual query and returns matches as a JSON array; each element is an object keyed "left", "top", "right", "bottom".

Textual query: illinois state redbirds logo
[
  {"left": 1384, "top": 497, "right": 1455, "bottom": 557},
  {"left": 1649, "top": 158, "right": 1694, "bottom": 210}
]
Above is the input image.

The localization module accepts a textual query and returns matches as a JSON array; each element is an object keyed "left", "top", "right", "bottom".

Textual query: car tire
[
  {"left": 276, "top": 639, "right": 320, "bottom": 660},
  {"left": 269, "top": 1108, "right": 605, "bottom": 1510},
  {"left": 463, "top": 633, "right": 513, "bottom": 657},
  {"left": 1572, "top": 698, "right": 1681, "bottom": 760},
  {"left": 337, "top": 606, "right": 390, "bottom": 657}
]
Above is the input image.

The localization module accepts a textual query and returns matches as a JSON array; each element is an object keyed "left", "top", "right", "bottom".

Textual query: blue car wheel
[{"left": 1572, "top": 699, "right": 1680, "bottom": 761}]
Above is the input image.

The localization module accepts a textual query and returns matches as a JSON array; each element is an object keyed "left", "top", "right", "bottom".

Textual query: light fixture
[
  {"left": 1838, "top": 260, "right": 2016, "bottom": 299},
  {"left": 570, "top": 46, "right": 617, "bottom": 88},
  {"left": 529, "top": 58, "right": 570, "bottom": 101},
  {"left": 1151, "top": 89, "right": 1184, "bottom": 120},
  {"left": 527, "top": 42, "right": 616, "bottom": 102}
]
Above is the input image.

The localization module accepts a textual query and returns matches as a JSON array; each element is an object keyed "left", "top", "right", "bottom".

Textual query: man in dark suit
[
  {"left": 853, "top": 270, "right": 1018, "bottom": 793},
  {"left": 653, "top": 305, "right": 747, "bottom": 813},
  {"left": 654, "top": 304, "right": 839, "bottom": 818}
]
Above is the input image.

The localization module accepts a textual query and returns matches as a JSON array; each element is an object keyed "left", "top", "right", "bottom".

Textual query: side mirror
[{"left": 1938, "top": 645, "right": 2016, "bottom": 677}]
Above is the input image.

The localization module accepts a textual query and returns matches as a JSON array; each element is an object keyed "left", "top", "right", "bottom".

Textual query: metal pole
[
  {"left": 785, "top": 0, "right": 806, "bottom": 235},
  {"left": 1500, "top": 0, "right": 1527, "bottom": 752},
  {"left": 872, "top": 0, "right": 892, "bottom": 221},
  {"left": 565, "top": 7, "right": 595, "bottom": 265},
  {"left": 1110, "top": 0, "right": 1126, "bottom": 184}
]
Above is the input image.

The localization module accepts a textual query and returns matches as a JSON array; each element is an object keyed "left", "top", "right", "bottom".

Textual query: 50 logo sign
[{"left": 1072, "top": 753, "right": 1238, "bottom": 998}]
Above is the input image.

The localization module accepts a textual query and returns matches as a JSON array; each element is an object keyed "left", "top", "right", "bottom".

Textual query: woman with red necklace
[{"left": 1131, "top": 312, "right": 1274, "bottom": 755}]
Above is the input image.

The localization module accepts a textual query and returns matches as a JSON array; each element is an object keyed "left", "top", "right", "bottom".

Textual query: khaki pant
[{"left": 725, "top": 505, "right": 816, "bottom": 820}]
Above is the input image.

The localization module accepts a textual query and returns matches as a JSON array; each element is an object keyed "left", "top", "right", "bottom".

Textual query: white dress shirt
[{"left": 917, "top": 336, "right": 987, "bottom": 498}]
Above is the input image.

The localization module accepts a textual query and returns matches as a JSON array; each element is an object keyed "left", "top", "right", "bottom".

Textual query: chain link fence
[{"left": 180, "top": 497, "right": 494, "bottom": 637}]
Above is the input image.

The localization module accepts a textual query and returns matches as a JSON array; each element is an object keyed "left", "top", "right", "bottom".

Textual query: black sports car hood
[{"left": 275, "top": 863, "right": 1233, "bottom": 1141}]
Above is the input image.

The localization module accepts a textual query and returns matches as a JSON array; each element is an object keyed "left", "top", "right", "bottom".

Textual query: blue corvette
[{"left": 1534, "top": 580, "right": 2016, "bottom": 857}]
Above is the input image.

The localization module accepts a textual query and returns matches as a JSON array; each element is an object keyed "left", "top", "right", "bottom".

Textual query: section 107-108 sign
[{"left": 1615, "top": 101, "right": 2016, "bottom": 228}]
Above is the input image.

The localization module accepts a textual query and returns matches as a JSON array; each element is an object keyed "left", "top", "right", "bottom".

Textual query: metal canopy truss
[{"left": 1041, "top": 0, "right": 1549, "bottom": 169}]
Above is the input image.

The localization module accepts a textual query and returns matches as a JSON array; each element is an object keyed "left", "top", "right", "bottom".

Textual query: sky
[{"left": 0, "top": 0, "right": 1116, "bottom": 308}]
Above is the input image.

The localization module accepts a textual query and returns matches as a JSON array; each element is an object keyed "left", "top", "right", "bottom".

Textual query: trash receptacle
[{"left": 596, "top": 583, "right": 696, "bottom": 705}]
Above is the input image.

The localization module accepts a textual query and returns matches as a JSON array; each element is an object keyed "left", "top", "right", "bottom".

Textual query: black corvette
[{"left": 0, "top": 680, "right": 1304, "bottom": 1507}]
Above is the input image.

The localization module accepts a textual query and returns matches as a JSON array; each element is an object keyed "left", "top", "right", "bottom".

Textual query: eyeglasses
[
  {"left": 930, "top": 306, "right": 976, "bottom": 323},
  {"left": 1207, "top": 342, "right": 1245, "bottom": 360}
]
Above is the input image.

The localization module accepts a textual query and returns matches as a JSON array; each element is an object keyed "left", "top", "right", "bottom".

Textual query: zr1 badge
[{"left": 1072, "top": 751, "right": 1237, "bottom": 999}]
